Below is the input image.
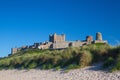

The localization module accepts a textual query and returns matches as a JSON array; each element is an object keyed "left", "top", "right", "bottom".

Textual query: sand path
[{"left": 0, "top": 64, "right": 120, "bottom": 80}]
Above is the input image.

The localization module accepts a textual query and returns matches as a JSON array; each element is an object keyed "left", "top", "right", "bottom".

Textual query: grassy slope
[{"left": 0, "top": 44, "right": 120, "bottom": 72}]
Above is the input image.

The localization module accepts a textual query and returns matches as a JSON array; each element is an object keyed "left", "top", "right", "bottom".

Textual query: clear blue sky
[{"left": 0, "top": 0, "right": 120, "bottom": 57}]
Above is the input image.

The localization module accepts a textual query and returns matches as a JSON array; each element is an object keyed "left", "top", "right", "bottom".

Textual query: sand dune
[{"left": 0, "top": 64, "right": 120, "bottom": 80}]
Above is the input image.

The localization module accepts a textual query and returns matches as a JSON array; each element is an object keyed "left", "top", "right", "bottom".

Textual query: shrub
[
  {"left": 90, "top": 44, "right": 110, "bottom": 62},
  {"left": 41, "top": 64, "right": 47, "bottom": 69},
  {"left": 0, "top": 59, "right": 10, "bottom": 67},
  {"left": 103, "top": 57, "right": 115, "bottom": 68},
  {"left": 8, "top": 65, "right": 14, "bottom": 69},
  {"left": 47, "top": 64, "right": 53, "bottom": 69},
  {"left": 67, "top": 64, "right": 80, "bottom": 70},
  {"left": 41, "top": 64, "right": 53, "bottom": 69},
  {"left": 111, "top": 54, "right": 120, "bottom": 72},
  {"left": 55, "top": 66, "right": 61, "bottom": 70},
  {"left": 51, "top": 56, "right": 63, "bottom": 67},
  {"left": 20, "top": 66, "right": 25, "bottom": 70},
  {"left": 77, "top": 50, "right": 93, "bottom": 67},
  {"left": 28, "top": 62, "right": 37, "bottom": 69}
]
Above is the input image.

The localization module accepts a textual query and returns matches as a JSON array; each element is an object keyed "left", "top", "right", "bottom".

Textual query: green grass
[
  {"left": 103, "top": 57, "right": 115, "bottom": 68},
  {"left": 0, "top": 44, "right": 120, "bottom": 72},
  {"left": 78, "top": 50, "right": 93, "bottom": 67}
]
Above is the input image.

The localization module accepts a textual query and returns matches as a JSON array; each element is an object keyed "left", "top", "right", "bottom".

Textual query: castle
[{"left": 11, "top": 32, "right": 108, "bottom": 54}]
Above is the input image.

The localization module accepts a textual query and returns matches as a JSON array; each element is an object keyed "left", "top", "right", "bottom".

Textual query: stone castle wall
[{"left": 11, "top": 32, "right": 108, "bottom": 55}]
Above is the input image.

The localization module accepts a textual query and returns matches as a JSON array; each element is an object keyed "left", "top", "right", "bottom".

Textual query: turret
[{"left": 96, "top": 32, "right": 102, "bottom": 41}]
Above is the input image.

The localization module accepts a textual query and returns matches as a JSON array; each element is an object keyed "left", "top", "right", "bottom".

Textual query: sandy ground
[{"left": 0, "top": 64, "right": 120, "bottom": 80}]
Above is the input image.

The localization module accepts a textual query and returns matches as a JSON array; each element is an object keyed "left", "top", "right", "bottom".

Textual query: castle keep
[
  {"left": 11, "top": 32, "right": 108, "bottom": 54},
  {"left": 49, "top": 33, "right": 65, "bottom": 43}
]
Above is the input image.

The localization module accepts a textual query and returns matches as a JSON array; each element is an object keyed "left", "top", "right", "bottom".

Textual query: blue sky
[{"left": 0, "top": 0, "right": 120, "bottom": 57}]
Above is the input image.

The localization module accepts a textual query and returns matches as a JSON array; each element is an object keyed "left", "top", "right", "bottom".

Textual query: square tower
[{"left": 49, "top": 33, "right": 65, "bottom": 43}]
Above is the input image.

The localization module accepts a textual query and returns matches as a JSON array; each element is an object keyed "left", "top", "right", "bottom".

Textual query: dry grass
[{"left": 0, "top": 44, "right": 120, "bottom": 72}]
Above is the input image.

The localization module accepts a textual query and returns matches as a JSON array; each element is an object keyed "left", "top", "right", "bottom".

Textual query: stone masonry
[{"left": 11, "top": 32, "right": 108, "bottom": 55}]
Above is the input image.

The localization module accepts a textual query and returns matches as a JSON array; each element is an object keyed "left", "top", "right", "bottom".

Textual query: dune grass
[{"left": 0, "top": 44, "right": 120, "bottom": 72}]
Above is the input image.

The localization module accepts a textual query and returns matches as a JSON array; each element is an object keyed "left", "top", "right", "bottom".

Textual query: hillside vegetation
[{"left": 0, "top": 43, "right": 120, "bottom": 72}]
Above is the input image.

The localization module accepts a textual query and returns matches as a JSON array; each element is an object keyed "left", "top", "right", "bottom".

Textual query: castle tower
[
  {"left": 96, "top": 32, "right": 102, "bottom": 41},
  {"left": 53, "top": 33, "right": 57, "bottom": 42},
  {"left": 61, "top": 34, "right": 65, "bottom": 41},
  {"left": 49, "top": 33, "right": 65, "bottom": 43},
  {"left": 11, "top": 48, "right": 18, "bottom": 54},
  {"left": 86, "top": 36, "right": 93, "bottom": 43},
  {"left": 49, "top": 34, "right": 54, "bottom": 42}
]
